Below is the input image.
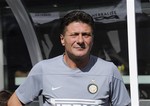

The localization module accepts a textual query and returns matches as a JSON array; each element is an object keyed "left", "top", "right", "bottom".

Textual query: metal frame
[
  {"left": 127, "top": 0, "right": 139, "bottom": 105},
  {"left": 6, "top": 0, "right": 43, "bottom": 105},
  {"left": 0, "top": 7, "right": 4, "bottom": 90},
  {"left": 6, "top": 0, "right": 43, "bottom": 65}
]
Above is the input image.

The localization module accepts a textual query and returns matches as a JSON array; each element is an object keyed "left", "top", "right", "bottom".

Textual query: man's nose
[{"left": 77, "top": 34, "right": 84, "bottom": 43}]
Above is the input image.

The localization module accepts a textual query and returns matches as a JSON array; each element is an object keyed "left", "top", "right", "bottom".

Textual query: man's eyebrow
[{"left": 71, "top": 32, "right": 92, "bottom": 34}]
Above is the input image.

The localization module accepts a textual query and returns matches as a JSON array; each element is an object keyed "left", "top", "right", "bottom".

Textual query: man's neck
[{"left": 63, "top": 54, "right": 90, "bottom": 69}]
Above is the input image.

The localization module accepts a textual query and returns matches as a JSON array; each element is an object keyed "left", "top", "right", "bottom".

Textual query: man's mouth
[{"left": 75, "top": 46, "right": 85, "bottom": 50}]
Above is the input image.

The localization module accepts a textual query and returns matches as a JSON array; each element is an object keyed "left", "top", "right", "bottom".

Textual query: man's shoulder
[
  {"left": 91, "top": 55, "right": 113, "bottom": 66},
  {"left": 90, "top": 55, "right": 120, "bottom": 77},
  {"left": 29, "top": 55, "right": 64, "bottom": 75},
  {"left": 40, "top": 55, "right": 63, "bottom": 64}
]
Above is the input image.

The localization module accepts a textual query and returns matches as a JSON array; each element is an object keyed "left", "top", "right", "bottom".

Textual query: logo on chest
[
  {"left": 51, "top": 86, "right": 62, "bottom": 90},
  {"left": 88, "top": 80, "right": 98, "bottom": 94}
]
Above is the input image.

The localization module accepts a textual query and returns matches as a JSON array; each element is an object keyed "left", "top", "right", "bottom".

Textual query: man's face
[{"left": 61, "top": 21, "right": 93, "bottom": 59}]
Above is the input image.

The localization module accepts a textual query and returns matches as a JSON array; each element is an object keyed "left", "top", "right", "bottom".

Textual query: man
[{"left": 8, "top": 10, "right": 130, "bottom": 106}]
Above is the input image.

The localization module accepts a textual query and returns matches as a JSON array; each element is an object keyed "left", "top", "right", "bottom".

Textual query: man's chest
[{"left": 42, "top": 75, "right": 110, "bottom": 100}]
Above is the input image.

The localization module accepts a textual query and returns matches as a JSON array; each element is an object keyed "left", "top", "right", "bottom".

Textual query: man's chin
[
  {"left": 73, "top": 54, "right": 89, "bottom": 60},
  {"left": 67, "top": 51, "right": 90, "bottom": 60}
]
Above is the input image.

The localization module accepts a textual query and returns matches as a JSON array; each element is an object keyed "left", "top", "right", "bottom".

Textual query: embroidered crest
[{"left": 88, "top": 80, "right": 98, "bottom": 94}]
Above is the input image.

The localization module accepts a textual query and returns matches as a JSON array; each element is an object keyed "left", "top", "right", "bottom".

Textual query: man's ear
[{"left": 60, "top": 34, "right": 65, "bottom": 46}]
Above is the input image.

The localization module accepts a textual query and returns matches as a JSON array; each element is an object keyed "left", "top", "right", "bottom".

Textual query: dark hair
[
  {"left": 0, "top": 90, "right": 12, "bottom": 106},
  {"left": 60, "top": 10, "right": 95, "bottom": 34}
]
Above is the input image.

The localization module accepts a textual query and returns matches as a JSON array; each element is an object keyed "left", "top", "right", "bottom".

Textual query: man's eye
[
  {"left": 70, "top": 33, "right": 79, "bottom": 36},
  {"left": 82, "top": 33, "right": 92, "bottom": 37},
  {"left": 69, "top": 33, "right": 92, "bottom": 37}
]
